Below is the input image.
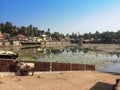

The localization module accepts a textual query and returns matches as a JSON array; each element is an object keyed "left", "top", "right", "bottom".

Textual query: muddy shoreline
[{"left": 82, "top": 44, "right": 120, "bottom": 53}]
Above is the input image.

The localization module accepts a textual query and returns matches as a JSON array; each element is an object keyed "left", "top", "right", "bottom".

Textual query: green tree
[
  {"left": 4, "top": 22, "right": 13, "bottom": 34},
  {"left": 0, "top": 23, "right": 4, "bottom": 33},
  {"left": 46, "top": 28, "right": 51, "bottom": 36}
]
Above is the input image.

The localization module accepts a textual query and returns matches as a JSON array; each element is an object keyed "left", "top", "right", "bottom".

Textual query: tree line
[
  {"left": 67, "top": 31, "right": 120, "bottom": 43},
  {"left": 0, "top": 21, "right": 120, "bottom": 43},
  {"left": 0, "top": 21, "right": 64, "bottom": 41}
]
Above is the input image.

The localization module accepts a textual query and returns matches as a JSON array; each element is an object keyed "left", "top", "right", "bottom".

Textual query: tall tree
[
  {"left": 4, "top": 22, "right": 13, "bottom": 34},
  {"left": 46, "top": 28, "right": 51, "bottom": 36},
  {"left": 0, "top": 23, "right": 4, "bottom": 33}
]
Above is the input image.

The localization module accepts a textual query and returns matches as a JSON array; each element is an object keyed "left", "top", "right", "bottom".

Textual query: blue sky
[{"left": 1, "top": 0, "right": 120, "bottom": 34}]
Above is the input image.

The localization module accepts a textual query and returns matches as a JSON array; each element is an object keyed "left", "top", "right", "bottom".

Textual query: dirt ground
[{"left": 0, "top": 71, "right": 119, "bottom": 90}]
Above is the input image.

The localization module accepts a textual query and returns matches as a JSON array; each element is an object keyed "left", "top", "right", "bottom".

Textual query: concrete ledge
[
  {"left": 0, "top": 72, "right": 15, "bottom": 77},
  {"left": 0, "top": 71, "right": 76, "bottom": 77},
  {"left": 0, "top": 71, "right": 57, "bottom": 77}
]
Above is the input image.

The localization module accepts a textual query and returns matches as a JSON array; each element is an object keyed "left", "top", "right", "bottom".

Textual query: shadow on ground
[{"left": 90, "top": 82, "right": 113, "bottom": 90}]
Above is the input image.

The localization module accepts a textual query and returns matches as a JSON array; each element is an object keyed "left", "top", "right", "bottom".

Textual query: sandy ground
[{"left": 0, "top": 71, "right": 119, "bottom": 90}]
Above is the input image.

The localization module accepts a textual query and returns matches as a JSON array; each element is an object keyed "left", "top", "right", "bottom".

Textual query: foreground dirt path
[{"left": 0, "top": 71, "right": 119, "bottom": 90}]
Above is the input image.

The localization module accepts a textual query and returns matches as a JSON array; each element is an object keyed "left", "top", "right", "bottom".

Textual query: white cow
[{"left": 14, "top": 61, "right": 35, "bottom": 76}]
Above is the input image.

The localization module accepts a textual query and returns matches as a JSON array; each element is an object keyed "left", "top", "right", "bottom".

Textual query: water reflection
[
  {"left": 19, "top": 46, "right": 120, "bottom": 73},
  {"left": 100, "top": 63, "right": 120, "bottom": 73},
  {"left": 21, "top": 46, "right": 120, "bottom": 60},
  {"left": 21, "top": 46, "right": 90, "bottom": 55}
]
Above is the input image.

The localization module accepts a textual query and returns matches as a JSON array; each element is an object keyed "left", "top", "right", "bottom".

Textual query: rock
[{"left": 114, "top": 79, "right": 120, "bottom": 90}]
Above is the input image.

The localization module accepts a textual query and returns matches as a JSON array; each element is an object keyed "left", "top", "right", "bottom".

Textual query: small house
[
  {"left": 13, "top": 41, "right": 21, "bottom": 46},
  {"left": 11, "top": 34, "right": 28, "bottom": 42},
  {"left": 0, "top": 32, "right": 10, "bottom": 45}
]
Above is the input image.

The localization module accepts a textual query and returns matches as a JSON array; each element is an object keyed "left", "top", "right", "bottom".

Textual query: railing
[{"left": 0, "top": 59, "right": 95, "bottom": 72}]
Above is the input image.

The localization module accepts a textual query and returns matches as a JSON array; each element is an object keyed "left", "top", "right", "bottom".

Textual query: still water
[{"left": 17, "top": 46, "right": 120, "bottom": 73}]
